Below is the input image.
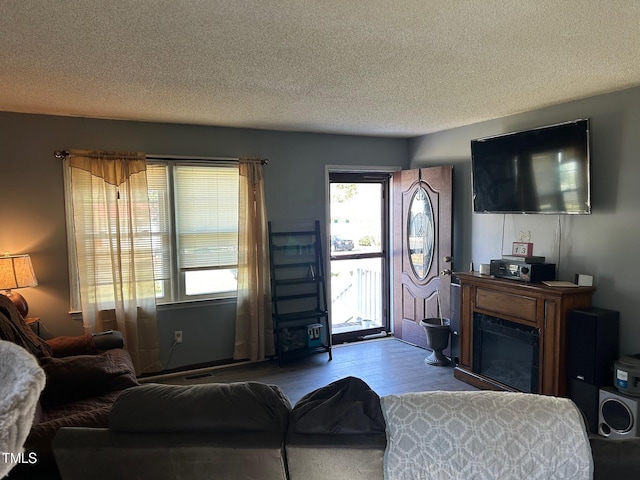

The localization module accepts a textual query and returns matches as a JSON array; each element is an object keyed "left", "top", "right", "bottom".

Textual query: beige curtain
[
  {"left": 67, "top": 149, "right": 161, "bottom": 375},
  {"left": 234, "top": 159, "right": 274, "bottom": 361}
]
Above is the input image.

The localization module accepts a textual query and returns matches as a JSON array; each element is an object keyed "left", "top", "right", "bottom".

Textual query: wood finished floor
[{"left": 155, "top": 337, "right": 478, "bottom": 404}]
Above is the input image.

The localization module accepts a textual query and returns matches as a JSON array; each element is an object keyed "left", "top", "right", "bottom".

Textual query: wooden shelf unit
[{"left": 454, "top": 272, "right": 595, "bottom": 396}]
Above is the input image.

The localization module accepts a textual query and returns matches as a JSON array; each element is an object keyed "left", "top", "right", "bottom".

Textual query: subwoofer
[
  {"left": 598, "top": 387, "right": 640, "bottom": 438},
  {"left": 567, "top": 307, "right": 619, "bottom": 433}
]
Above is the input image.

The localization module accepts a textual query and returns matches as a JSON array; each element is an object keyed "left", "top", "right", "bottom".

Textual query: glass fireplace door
[{"left": 473, "top": 313, "right": 540, "bottom": 393}]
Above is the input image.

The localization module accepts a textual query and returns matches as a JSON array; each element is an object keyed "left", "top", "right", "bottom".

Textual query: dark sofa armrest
[
  {"left": 46, "top": 335, "right": 97, "bottom": 357},
  {"left": 590, "top": 436, "right": 640, "bottom": 479},
  {"left": 39, "top": 349, "right": 139, "bottom": 406},
  {"left": 45, "top": 331, "right": 124, "bottom": 357}
]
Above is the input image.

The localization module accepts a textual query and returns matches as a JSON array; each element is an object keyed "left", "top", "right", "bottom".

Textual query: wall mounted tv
[{"left": 471, "top": 119, "right": 591, "bottom": 214}]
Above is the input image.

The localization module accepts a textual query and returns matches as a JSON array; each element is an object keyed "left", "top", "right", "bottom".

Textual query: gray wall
[
  {"left": 4, "top": 84, "right": 639, "bottom": 369},
  {"left": 409, "top": 85, "right": 640, "bottom": 355},
  {"left": 0, "top": 112, "right": 408, "bottom": 370}
]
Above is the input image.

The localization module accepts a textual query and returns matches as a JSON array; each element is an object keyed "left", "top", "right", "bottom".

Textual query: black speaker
[
  {"left": 569, "top": 379, "right": 600, "bottom": 433},
  {"left": 567, "top": 307, "right": 619, "bottom": 386},
  {"left": 567, "top": 307, "right": 619, "bottom": 433}
]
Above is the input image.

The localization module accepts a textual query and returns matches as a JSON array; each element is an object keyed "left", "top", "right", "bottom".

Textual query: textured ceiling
[{"left": 2, "top": 1, "right": 640, "bottom": 137}]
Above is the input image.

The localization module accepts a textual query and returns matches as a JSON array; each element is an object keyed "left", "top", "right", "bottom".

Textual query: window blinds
[{"left": 174, "top": 164, "right": 239, "bottom": 270}]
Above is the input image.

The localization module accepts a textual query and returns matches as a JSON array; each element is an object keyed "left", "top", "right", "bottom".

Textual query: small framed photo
[{"left": 512, "top": 242, "right": 533, "bottom": 257}]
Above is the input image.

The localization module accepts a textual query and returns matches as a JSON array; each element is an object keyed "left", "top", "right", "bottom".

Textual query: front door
[{"left": 392, "top": 166, "right": 453, "bottom": 347}]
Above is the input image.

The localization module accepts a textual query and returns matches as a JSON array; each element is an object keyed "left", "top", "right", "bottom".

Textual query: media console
[{"left": 454, "top": 272, "right": 595, "bottom": 397}]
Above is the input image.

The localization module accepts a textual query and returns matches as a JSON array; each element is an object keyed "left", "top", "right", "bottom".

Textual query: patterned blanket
[
  {"left": 0, "top": 340, "right": 46, "bottom": 478},
  {"left": 381, "top": 391, "right": 592, "bottom": 480}
]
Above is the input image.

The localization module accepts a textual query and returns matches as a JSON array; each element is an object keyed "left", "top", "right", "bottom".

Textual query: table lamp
[{"left": 0, "top": 253, "right": 38, "bottom": 318}]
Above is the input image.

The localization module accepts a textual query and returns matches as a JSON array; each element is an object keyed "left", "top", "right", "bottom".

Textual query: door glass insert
[
  {"left": 330, "top": 183, "right": 382, "bottom": 257},
  {"left": 329, "top": 176, "right": 388, "bottom": 340},
  {"left": 408, "top": 185, "right": 434, "bottom": 279}
]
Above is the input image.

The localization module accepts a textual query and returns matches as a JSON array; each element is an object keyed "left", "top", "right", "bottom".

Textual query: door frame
[{"left": 325, "top": 165, "right": 400, "bottom": 344}]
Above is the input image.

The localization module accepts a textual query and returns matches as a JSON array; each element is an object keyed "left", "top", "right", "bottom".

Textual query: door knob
[
  {"left": 442, "top": 256, "right": 452, "bottom": 263},
  {"left": 440, "top": 269, "right": 452, "bottom": 276}
]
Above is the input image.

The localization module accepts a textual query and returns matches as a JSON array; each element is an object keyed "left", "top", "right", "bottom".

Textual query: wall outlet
[{"left": 174, "top": 330, "right": 183, "bottom": 344}]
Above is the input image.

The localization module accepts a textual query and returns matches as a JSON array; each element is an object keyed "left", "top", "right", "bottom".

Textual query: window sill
[
  {"left": 68, "top": 296, "right": 237, "bottom": 318},
  {"left": 156, "top": 296, "right": 237, "bottom": 311}
]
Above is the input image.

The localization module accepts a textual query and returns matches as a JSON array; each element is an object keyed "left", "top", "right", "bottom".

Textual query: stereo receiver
[{"left": 490, "top": 259, "right": 556, "bottom": 283}]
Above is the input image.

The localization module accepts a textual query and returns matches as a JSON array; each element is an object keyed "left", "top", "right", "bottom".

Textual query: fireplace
[
  {"left": 455, "top": 273, "right": 594, "bottom": 396},
  {"left": 473, "top": 313, "right": 540, "bottom": 393}
]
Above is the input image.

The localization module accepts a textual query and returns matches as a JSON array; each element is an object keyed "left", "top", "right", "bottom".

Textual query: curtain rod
[
  {"left": 54, "top": 150, "right": 144, "bottom": 161},
  {"left": 148, "top": 154, "right": 269, "bottom": 165},
  {"left": 55, "top": 150, "right": 269, "bottom": 165}
]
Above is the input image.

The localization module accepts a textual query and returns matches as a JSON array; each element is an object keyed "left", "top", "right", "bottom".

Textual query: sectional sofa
[{"left": 51, "top": 377, "right": 640, "bottom": 479}]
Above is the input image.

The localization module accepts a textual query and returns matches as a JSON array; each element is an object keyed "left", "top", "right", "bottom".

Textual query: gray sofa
[
  {"left": 51, "top": 377, "right": 640, "bottom": 480},
  {"left": 54, "top": 381, "right": 291, "bottom": 480}
]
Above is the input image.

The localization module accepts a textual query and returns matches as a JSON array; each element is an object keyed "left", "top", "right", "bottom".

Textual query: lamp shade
[{"left": 0, "top": 254, "right": 38, "bottom": 290}]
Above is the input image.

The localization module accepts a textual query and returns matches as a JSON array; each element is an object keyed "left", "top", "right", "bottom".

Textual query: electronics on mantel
[{"left": 489, "top": 255, "right": 556, "bottom": 283}]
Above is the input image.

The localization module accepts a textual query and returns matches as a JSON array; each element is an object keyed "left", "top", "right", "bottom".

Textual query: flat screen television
[{"left": 471, "top": 119, "right": 591, "bottom": 214}]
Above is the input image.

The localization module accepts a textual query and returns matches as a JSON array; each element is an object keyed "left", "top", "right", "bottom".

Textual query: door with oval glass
[{"left": 392, "top": 166, "right": 453, "bottom": 347}]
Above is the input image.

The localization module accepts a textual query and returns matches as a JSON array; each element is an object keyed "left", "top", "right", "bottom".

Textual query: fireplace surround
[{"left": 454, "top": 272, "right": 595, "bottom": 396}]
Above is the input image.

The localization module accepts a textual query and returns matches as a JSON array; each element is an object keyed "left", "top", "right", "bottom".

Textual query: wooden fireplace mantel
[{"left": 454, "top": 272, "right": 595, "bottom": 397}]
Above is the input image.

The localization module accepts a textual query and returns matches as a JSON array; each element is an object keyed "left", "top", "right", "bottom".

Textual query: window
[
  {"left": 148, "top": 161, "right": 239, "bottom": 304},
  {"left": 65, "top": 159, "right": 239, "bottom": 310}
]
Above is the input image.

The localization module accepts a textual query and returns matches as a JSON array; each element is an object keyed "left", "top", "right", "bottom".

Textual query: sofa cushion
[
  {"left": 54, "top": 428, "right": 289, "bottom": 480},
  {"left": 589, "top": 436, "right": 640, "bottom": 479},
  {"left": 109, "top": 382, "right": 291, "bottom": 433}
]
